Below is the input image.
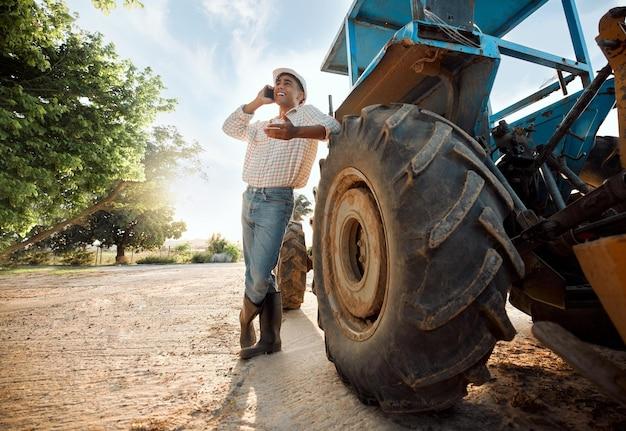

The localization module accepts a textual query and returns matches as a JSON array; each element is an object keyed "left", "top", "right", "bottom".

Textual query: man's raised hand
[
  {"left": 257, "top": 85, "right": 274, "bottom": 105},
  {"left": 243, "top": 86, "right": 274, "bottom": 114},
  {"left": 264, "top": 115, "right": 296, "bottom": 140}
]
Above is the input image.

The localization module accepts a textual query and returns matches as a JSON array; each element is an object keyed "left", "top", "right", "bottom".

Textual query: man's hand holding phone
[
  {"left": 244, "top": 85, "right": 274, "bottom": 114},
  {"left": 263, "top": 86, "right": 274, "bottom": 101},
  {"left": 258, "top": 85, "right": 274, "bottom": 104}
]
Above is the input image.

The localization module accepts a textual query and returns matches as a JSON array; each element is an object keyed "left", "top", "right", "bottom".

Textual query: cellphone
[{"left": 264, "top": 86, "right": 274, "bottom": 100}]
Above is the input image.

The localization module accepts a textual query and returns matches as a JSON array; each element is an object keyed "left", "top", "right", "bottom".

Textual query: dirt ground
[{"left": 0, "top": 264, "right": 625, "bottom": 430}]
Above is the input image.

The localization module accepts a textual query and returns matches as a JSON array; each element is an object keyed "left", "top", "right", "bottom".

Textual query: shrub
[
  {"left": 223, "top": 243, "right": 241, "bottom": 262},
  {"left": 9, "top": 248, "right": 52, "bottom": 265},
  {"left": 210, "top": 252, "right": 232, "bottom": 263},
  {"left": 191, "top": 252, "right": 211, "bottom": 263},
  {"left": 136, "top": 255, "right": 177, "bottom": 265},
  {"left": 173, "top": 243, "right": 192, "bottom": 263},
  {"left": 174, "top": 243, "right": 191, "bottom": 254},
  {"left": 206, "top": 233, "right": 241, "bottom": 262},
  {"left": 207, "top": 234, "right": 229, "bottom": 255},
  {"left": 59, "top": 248, "right": 94, "bottom": 266}
]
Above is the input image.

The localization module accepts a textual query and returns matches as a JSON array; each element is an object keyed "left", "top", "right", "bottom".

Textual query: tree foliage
[
  {"left": 207, "top": 233, "right": 240, "bottom": 262},
  {"left": 292, "top": 193, "right": 312, "bottom": 222},
  {"left": 173, "top": 242, "right": 192, "bottom": 263},
  {"left": 58, "top": 247, "right": 93, "bottom": 265},
  {"left": 7, "top": 247, "right": 52, "bottom": 266},
  {"left": 207, "top": 233, "right": 229, "bottom": 255},
  {"left": 44, "top": 126, "right": 200, "bottom": 262},
  {"left": 0, "top": 0, "right": 174, "bottom": 249},
  {"left": 90, "top": 0, "right": 143, "bottom": 13},
  {"left": 53, "top": 206, "right": 186, "bottom": 259}
]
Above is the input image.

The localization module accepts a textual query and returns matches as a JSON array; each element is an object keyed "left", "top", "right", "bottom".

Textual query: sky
[{"left": 66, "top": 0, "right": 619, "bottom": 245}]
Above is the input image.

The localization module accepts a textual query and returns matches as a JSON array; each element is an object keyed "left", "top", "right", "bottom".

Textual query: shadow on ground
[{"left": 200, "top": 292, "right": 626, "bottom": 431}]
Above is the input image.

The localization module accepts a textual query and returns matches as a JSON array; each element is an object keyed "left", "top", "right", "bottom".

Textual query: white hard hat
[{"left": 273, "top": 67, "right": 307, "bottom": 102}]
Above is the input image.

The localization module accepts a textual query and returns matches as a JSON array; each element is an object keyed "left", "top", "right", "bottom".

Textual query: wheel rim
[{"left": 322, "top": 167, "right": 388, "bottom": 341}]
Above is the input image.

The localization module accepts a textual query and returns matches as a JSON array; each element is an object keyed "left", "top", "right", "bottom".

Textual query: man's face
[{"left": 274, "top": 73, "right": 304, "bottom": 108}]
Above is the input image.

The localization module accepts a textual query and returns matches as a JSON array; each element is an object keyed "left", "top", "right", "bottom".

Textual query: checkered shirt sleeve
[{"left": 222, "top": 104, "right": 341, "bottom": 189}]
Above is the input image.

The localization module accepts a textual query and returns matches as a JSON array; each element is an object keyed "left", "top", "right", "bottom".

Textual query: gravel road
[{"left": 0, "top": 264, "right": 624, "bottom": 430}]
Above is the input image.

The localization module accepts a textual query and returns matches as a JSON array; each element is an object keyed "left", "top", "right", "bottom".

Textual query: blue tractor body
[{"left": 321, "top": 0, "right": 615, "bottom": 186}]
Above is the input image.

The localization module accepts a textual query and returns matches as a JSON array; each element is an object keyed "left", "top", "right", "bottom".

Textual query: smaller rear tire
[{"left": 277, "top": 221, "right": 308, "bottom": 310}]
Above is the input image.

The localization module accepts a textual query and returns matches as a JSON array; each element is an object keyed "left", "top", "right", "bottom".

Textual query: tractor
[{"left": 279, "top": 0, "right": 626, "bottom": 412}]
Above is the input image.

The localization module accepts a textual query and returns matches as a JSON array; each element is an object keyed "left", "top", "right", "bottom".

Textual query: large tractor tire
[
  {"left": 277, "top": 221, "right": 308, "bottom": 310},
  {"left": 313, "top": 104, "right": 525, "bottom": 413}
]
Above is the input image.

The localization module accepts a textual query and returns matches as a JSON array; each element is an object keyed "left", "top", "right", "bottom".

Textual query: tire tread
[{"left": 314, "top": 104, "right": 520, "bottom": 413}]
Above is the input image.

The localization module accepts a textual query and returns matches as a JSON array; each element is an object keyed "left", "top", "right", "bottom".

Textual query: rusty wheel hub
[
  {"left": 323, "top": 168, "right": 388, "bottom": 340},
  {"left": 333, "top": 188, "right": 385, "bottom": 318}
]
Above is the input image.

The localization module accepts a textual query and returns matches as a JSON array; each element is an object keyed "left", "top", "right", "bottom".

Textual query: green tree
[
  {"left": 173, "top": 242, "right": 192, "bottom": 263},
  {"left": 90, "top": 0, "right": 143, "bottom": 13},
  {"left": 0, "top": 0, "right": 174, "bottom": 252},
  {"left": 292, "top": 193, "right": 313, "bottom": 222},
  {"left": 207, "top": 233, "right": 229, "bottom": 255},
  {"left": 44, "top": 126, "right": 201, "bottom": 263},
  {"left": 46, "top": 207, "right": 185, "bottom": 264},
  {"left": 174, "top": 243, "right": 191, "bottom": 254},
  {"left": 223, "top": 243, "right": 241, "bottom": 262},
  {"left": 206, "top": 234, "right": 241, "bottom": 262}
]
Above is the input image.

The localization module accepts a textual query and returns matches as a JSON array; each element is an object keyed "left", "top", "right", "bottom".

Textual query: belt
[{"left": 246, "top": 186, "right": 293, "bottom": 192}]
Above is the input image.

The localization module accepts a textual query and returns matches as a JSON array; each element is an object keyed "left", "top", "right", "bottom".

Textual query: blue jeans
[{"left": 241, "top": 186, "right": 295, "bottom": 304}]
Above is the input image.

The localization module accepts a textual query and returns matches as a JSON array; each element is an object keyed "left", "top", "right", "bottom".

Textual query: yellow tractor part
[
  {"left": 596, "top": 8, "right": 626, "bottom": 167},
  {"left": 571, "top": 9, "right": 626, "bottom": 345},
  {"left": 574, "top": 236, "right": 626, "bottom": 343}
]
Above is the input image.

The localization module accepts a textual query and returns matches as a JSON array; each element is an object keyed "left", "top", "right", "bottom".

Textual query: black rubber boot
[
  {"left": 240, "top": 292, "right": 282, "bottom": 359},
  {"left": 239, "top": 294, "right": 261, "bottom": 348}
]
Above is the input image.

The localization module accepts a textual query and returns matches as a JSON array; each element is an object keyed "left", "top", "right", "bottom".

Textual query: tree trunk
[
  {"left": 115, "top": 244, "right": 129, "bottom": 265},
  {"left": 0, "top": 181, "right": 131, "bottom": 261}
]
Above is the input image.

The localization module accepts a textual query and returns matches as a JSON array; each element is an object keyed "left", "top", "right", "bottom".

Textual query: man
[{"left": 222, "top": 68, "right": 340, "bottom": 360}]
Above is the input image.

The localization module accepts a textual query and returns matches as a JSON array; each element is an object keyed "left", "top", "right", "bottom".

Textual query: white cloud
[
  {"left": 123, "top": 0, "right": 171, "bottom": 44},
  {"left": 202, "top": 0, "right": 273, "bottom": 45},
  {"left": 202, "top": 0, "right": 266, "bottom": 24}
]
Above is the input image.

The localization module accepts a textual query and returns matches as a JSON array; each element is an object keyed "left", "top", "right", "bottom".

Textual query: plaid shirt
[{"left": 222, "top": 104, "right": 341, "bottom": 188}]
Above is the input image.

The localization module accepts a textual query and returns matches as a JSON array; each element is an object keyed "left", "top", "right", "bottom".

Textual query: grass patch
[
  {"left": 136, "top": 256, "right": 177, "bottom": 265},
  {"left": 0, "top": 265, "right": 102, "bottom": 276}
]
